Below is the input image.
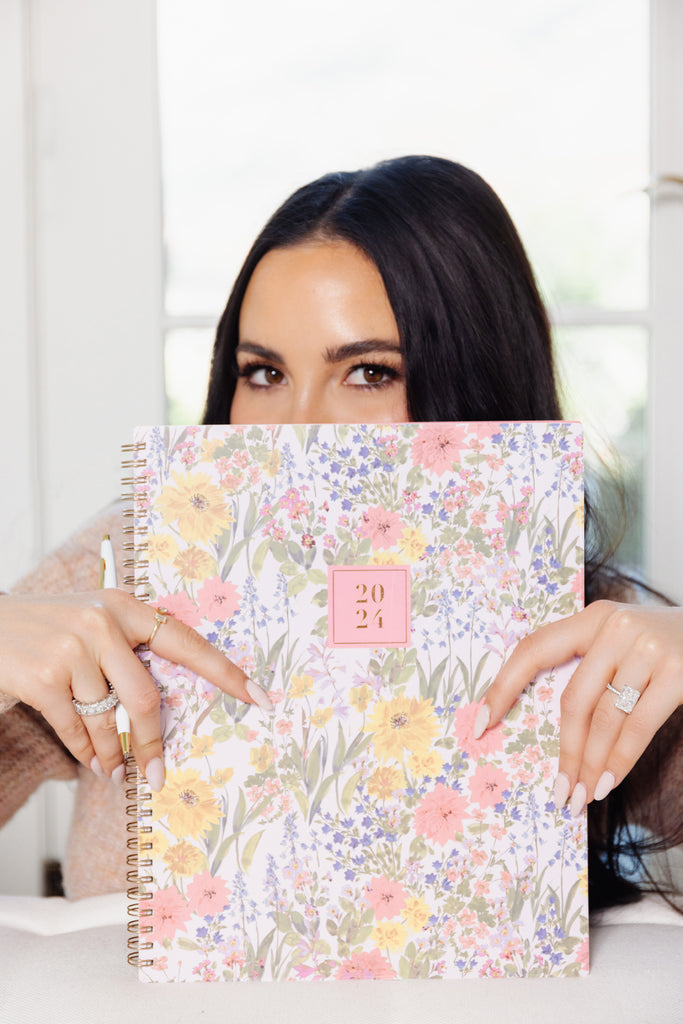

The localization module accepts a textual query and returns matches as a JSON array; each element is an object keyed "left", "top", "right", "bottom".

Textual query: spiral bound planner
[{"left": 122, "top": 422, "right": 588, "bottom": 981}]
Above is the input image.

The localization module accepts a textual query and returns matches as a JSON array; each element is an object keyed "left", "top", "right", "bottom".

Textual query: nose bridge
[{"left": 286, "top": 368, "right": 335, "bottom": 424}]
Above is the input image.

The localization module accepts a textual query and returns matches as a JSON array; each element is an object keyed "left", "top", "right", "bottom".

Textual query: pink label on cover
[{"left": 328, "top": 565, "right": 411, "bottom": 647}]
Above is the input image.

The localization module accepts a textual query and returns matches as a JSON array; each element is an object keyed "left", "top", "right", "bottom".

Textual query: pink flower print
[
  {"left": 149, "top": 885, "right": 191, "bottom": 942},
  {"left": 413, "top": 783, "right": 468, "bottom": 846},
  {"left": 452, "top": 701, "right": 506, "bottom": 759},
  {"left": 571, "top": 567, "right": 584, "bottom": 601},
  {"left": 155, "top": 592, "right": 201, "bottom": 628},
  {"left": 358, "top": 506, "right": 404, "bottom": 549},
  {"left": 365, "top": 875, "right": 408, "bottom": 920},
  {"left": 576, "top": 936, "right": 589, "bottom": 972},
  {"left": 468, "top": 764, "right": 510, "bottom": 809},
  {"left": 186, "top": 871, "right": 231, "bottom": 917},
  {"left": 334, "top": 950, "right": 397, "bottom": 980},
  {"left": 280, "top": 487, "right": 309, "bottom": 520},
  {"left": 196, "top": 576, "right": 240, "bottom": 623},
  {"left": 410, "top": 423, "right": 469, "bottom": 475}
]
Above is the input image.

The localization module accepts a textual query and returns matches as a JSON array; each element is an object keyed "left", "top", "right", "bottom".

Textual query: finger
[
  {"left": 478, "top": 601, "right": 622, "bottom": 737},
  {"left": 71, "top": 666, "right": 125, "bottom": 778},
  {"left": 99, "top": 640, "right": 163, "bottom": 783},
  {"left": 555, "top": 640, "right": 624, "bottom": 789},
  {"left": 577, "top": 661, "right": 653, "bottom": 798},
  {"left": 136, "top": 600, "right": 273, "bottom": 712},
  {"left": 482, "top": 614, "right": 591, "bottom": 729},
  {"left": 594, "top": 677, "right": 676, "bottom": 801},
  {"left": 151, "top": 614, "right": 252, "bottom": 700},
  {"left": 37, "top": 698, "right": 97, "bottom": 771}
]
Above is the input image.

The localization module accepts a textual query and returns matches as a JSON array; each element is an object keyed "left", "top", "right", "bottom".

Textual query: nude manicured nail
[
  {"left": 90, "top": 756, "right": 105, "bottom": 778},
  {"left": 111, "top": 763, "right": 126, "bottom": 787},
  {"left": 246, "top": 678, "right": 274, "bottom": 714},
  {"left": 570, "top": 782, "right": 587, "bottom": 818},
  {"left": 593, "top": 770, "right": 615, "bottom": 802},
  {"left": 553, "top": 771, "right": 571, "bottom": 809},
  {"left": 145, "top": 757, "right": 165, "bottom": 793},
  {"left": 472, "top": 704, "right": 490, "bottom": 740}
]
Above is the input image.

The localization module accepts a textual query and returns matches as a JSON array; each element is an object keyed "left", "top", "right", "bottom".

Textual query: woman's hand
[
  {"left": 0, "top": 591, "right": 272, "bottom": 790},
  {"left": 473, "top": 601, "right": 683, "bottom": 816}
]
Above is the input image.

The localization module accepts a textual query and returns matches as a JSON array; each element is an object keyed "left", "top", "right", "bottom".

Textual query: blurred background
[{"left": 1, "top": 0, "right": 682, "bottom": 893}]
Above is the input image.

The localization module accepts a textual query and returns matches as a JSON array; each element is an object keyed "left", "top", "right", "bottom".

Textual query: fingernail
[
  {"left": 593, "top": 770, "right": 615, "bottom": 802},
  {"left": 246, "top": 678, "right": 274, "bottom": 714},
  {"left": 472, "top": 704, "right": 490, "bottom": 740},
  {"left": 111, "top": 763, "right": 126, "bottom": 787},
  {"left": 553, "top": 771, "right": 571, "bottom": 809},
  {"left": 90, "top": 755, "right": 105, "bottom": 778},
  {"left": 570, "top": 781, "right": 587, "bottom": 818},
  {"left": 145, "top": 757, "right": 165, "bottom": 793}
]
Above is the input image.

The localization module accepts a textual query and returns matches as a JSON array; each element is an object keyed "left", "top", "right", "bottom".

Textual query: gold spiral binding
[{"left": 121, "top": 434, "right": 153, "bottom": 969}]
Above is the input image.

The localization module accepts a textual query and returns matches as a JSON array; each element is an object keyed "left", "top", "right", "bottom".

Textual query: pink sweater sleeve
[{"left": 1, "top": 503, "right": 129, "bottom": 897}]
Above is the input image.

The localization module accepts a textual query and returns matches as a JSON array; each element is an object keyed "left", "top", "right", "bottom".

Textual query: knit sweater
[{"left": 1, "top": 504, "right": 128, "bottom": 899}]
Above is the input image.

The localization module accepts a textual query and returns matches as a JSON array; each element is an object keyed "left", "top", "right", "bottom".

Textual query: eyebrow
[{"left": 236, "top": 339, "right": 403, "bottom": 364}]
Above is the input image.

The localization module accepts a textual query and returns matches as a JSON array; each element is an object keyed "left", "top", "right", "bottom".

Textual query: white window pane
[
  {"left": 554, "top": 326, "right": 648, "bottom": 574},
  {"left": 165, "top": 329, "right": 214, "bottom": 424},
  {"left": 157, "top": 0, "right": 648, "bottom": 318}
]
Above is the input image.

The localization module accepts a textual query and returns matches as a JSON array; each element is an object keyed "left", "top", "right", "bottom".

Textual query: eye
[
  {"left": 346, "top": 364, "right": 399, "bottom": 388},
  {"left": 237, "top": 363, "right": 285, "bottom": 388}
]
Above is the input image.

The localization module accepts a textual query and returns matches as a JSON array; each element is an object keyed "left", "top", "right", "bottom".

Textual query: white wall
[{"left": 1, "top": 0, "right": 164, "bottom": 589}]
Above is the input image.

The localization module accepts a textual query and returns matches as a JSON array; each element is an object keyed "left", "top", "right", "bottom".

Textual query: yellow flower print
[
  {"left": 156, "top": 470, "right": 234, "bottom": 544},
  {"left": 365, "top": 696, "right": 439, "bottom": 762},
  {"left": 162, "top": 840, "right": 207, "bottom": 877},
  {"left": 398, "top": 526, "right": 428, "bottom": 561},
  {"left": 578, "top": 867, "right": 588, "bottom": 897},
  {"left": 262, "top": 450, "right": 281, "bottom": 478},
  {"left": 152, "top": 767, "right": 224, "bottom": 839},
  {"left": 574, "top": 502, "right": 585, "bottom": 528},
  {"left": 369, "top": 551, "right": 405, "bottom": 566},
  {"left": 148, "top": 827, "right": 169, "bottom": 859},
  {"left": 311, "top": 708, "right": 334, "bottom": 728},
  {"left": 189, "top": 734, "right": 215, "bottom": 758},
  {"left": 173, "top": 546, "right": 217, "bottom": 582},
  {"left": 402, "top": 896, "right": 432, "bottom": 932},
  {"left": 372, "top": 921, "right": 408, "bottom": 951},
  {"left": 407, "top": 749, "right": 443, "bottom": 779},
  {"left": 289, "top": 674, "right": 315, "bottom": 699},
  {"left": 147, "top": 533, "right": 180, "bottom": 564},
  {"left": 200, "top": 437, "right": 225, "bottom": 460},
  {"left": 249, "top": 744, "right": 276, "bottom": 774},
  {"left": 349, "top": 684, "right": 373, "bottom": 713},
  {"left": 211, "top": 767, "right": 235, "bottom": 786},
  {"left": 367, "top": 766, "right": 405, "bottom": 800}
]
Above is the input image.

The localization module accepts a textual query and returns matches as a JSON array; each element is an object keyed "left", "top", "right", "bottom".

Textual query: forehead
[{"left": 238, "top": 240, "right": 398, "bottom": 343}]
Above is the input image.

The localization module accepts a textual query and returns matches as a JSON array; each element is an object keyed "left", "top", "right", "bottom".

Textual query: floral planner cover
[{"left": 129, "top": 422, "right": 587, "bottom": 981}]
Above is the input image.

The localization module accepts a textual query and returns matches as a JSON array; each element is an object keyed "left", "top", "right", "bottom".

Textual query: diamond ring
[
  {"left": 73, "top": 684, "right": 119, "bottom": 717},
  {"left": 605, "top": 682, "right": 641, "bottom": 714}
]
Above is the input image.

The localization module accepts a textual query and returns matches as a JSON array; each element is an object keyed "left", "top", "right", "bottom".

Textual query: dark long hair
[{"left": 204, "top": 155, "right": 681, "bottom": 910}]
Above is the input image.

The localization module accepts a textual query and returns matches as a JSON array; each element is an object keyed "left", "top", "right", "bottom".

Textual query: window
[{"left": 158, "top": 0, "right": 653, "bottom": 580}]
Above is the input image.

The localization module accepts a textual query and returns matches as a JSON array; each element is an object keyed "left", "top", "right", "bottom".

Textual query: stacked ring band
[{"left": 73, "top": 685, "right": 119, "bottom": 717}]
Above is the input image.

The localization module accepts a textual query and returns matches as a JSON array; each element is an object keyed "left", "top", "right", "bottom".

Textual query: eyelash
[
  {"left": 236, "top": 362, "right": 284, "bottom": 389},
  {"left": 236, "top": 361, "right": 402, "bottom": 391}
]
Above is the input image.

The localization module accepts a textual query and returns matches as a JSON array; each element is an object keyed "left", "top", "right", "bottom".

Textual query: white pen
[{"left": 100, "top": 535, "right": 131, "bottom": 757}]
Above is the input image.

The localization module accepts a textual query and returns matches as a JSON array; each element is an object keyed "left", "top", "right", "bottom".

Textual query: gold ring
[{"left": 147, "top": 607, "right": 170, "bottom": 647}]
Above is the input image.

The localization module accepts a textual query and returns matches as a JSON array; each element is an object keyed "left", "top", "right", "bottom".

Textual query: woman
[{"left": 1, "top": 156, "right": 681, "bottom": 906}]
